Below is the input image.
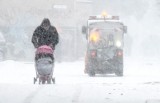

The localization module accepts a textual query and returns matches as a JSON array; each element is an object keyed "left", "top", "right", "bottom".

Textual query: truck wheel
[
  {"left": 115, "top": 70, "right": 123, "bottom": 76},
  {"left": 88, "top": 70, "right": 95, "bottom": 77},
  {"left": 115, "top": 63, "right": 123, "bottom": 77}
]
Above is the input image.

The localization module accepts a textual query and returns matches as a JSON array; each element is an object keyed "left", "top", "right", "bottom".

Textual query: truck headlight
[{"left": 116, "top": 41, "right": 122, "bottom": 47}]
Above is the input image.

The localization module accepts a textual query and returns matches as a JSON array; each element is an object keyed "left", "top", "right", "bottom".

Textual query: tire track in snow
[
  {"left": 23, "top": 86, "right": 44, "bottom": 103},
  {"left": 72, "top": 85, "right": 82, "bottom": 103}
]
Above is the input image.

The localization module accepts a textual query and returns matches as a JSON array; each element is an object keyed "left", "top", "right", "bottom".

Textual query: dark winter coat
[{"left": 32, "top": 18, "right": 59, "bottom": 50}]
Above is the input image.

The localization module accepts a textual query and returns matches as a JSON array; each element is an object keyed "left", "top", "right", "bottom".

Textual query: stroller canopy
[{"left": 36, "top": 45, "right": 53, "bottom": 54}]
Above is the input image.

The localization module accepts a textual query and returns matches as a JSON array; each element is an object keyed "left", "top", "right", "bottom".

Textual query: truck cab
[{"left": 82, "top": 14, "right": 127, "bottom": 76}]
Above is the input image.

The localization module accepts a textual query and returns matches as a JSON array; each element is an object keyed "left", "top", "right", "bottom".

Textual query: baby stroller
[{"left": 33, "top": 45, "right": 55, "bottom": 84}]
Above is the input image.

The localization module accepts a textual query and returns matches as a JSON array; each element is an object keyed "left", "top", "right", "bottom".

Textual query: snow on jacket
[{"left": 32, "top": 18, "right": 59, "bottom": 50}]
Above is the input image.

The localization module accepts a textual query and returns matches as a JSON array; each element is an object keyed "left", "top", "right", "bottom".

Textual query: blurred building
[{"left": 0, "top": 0, "right": 93, "bottom": 61}]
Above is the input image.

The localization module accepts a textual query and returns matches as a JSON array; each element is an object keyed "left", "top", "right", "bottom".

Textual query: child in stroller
[{"left": 34, "top": 45, "right": 55, "bottom": 84}]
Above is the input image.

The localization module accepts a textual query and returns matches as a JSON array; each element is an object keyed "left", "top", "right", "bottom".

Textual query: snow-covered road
[{"left": 0, "top": 58, "right": 160, "bottom": 103}]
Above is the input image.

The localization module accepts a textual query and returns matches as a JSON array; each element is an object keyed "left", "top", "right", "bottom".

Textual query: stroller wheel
[
  {"left": 42, "top": 79, "right": 46, "bottom": 84},
  {"left": 39, "top": 79, "right": 41, "bottom": 84},
  {"left": 47, "top": 78, "right": 51, "bottom": 84},
  {"left": 33, "top": 77, "right": 37, "bottom": 84},
  {"left": 52, "top": 78, "right": 55, "bottom": 84}
]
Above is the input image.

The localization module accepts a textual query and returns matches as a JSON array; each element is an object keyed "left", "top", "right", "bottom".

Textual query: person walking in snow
[{"left": 31, "top": 18, "right": 59, "bottom": 50}]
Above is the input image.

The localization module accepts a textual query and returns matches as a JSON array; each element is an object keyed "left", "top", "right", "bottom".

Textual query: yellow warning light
[
  {"left": 89, "top": 31, "right": 100, "bottom": 42},
  {"left": 101, "top": 11, "right": 107, "bottom": 17}
]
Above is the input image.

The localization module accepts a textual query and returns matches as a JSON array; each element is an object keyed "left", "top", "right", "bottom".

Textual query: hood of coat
[{"left": 40, "top": 18, "right": 51, "bottom": 30}]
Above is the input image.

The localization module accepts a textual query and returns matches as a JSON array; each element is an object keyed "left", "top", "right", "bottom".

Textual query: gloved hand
[
  {"left": 34, "top": 44, "right": 38, "bottom": 48},
  {"left": 49, "top": 44, "right": 55, "bottom": 50}
]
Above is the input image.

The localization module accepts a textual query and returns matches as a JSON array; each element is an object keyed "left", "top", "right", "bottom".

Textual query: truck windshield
[{"left": 88, "top": 21, "right": 124, "bottom": 49}]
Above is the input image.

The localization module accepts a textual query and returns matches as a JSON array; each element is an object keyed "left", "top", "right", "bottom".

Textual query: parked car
[{"left": 0, "top": 32, "right": 6, "bottom": 61}]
